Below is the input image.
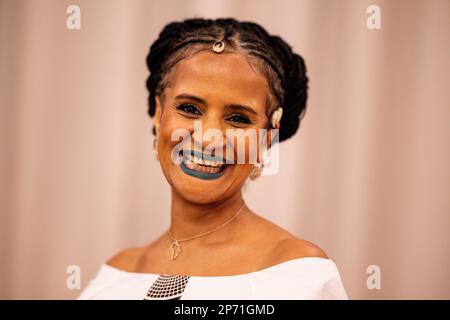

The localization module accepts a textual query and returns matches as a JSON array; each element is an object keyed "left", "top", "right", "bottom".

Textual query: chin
[
  {"left": 170, "top": 164, "right": 232, "bottom": 202},
  {"left": 169, "top": 166, "right": 250, "bottom": 206}
]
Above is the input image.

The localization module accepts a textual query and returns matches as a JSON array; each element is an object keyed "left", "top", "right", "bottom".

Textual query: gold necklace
[{"left": 168, "top": 202, "right": 246, "bottom": 260}]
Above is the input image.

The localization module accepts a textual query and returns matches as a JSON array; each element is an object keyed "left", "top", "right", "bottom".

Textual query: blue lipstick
[{"left": 179, "top": 150, "right": 227, "bottom": 180}]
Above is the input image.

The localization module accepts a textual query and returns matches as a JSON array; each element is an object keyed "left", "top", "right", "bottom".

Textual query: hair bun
[{"left": 268, "top": 36, "right": 309, "bottom": 142}]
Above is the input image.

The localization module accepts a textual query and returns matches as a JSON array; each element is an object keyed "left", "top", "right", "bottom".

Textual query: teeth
[
  {"left": 184, "top": 152, "right": 224, "bottom": 168},
  {"left": 184, "top": 161, "right": 222, "bottom": 173}
]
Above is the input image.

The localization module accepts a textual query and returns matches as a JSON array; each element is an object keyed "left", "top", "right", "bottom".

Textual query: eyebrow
[{"left": 175, "top": 93, "right": 258, "bottom": 116}]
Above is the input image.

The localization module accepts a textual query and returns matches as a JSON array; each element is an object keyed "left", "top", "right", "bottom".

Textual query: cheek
[
  {"left": 231, "top": 129, "right": 267, "bottom": 164},
  {"left": 158, "top": 111, "right": 191, "bottom": 145}
]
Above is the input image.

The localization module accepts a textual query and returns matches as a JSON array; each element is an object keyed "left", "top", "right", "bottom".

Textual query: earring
[
  {"left": 153, "top": 138, "right": 159, "bottom": 161},
  {"left": 271, "top": 107, "right": 283, "bottom": 129},
  {"left": 249, "top": 161, "right": 263, "bottom": 181}
]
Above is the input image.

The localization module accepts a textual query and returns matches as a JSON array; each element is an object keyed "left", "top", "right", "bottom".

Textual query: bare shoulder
[
  {"left": 273, "top": 237, "right": 329, "bottom": 260},
  {"left": 106, "top": 246, "right": 147, "bottom": 272},
  {"left": 259, "top": 237, "right": 329, "bottom": 269},
  {"left": 249, "top": 214, "right": 329, "bottom": 269}
]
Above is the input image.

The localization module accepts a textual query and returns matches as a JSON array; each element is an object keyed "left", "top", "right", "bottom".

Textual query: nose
[{"left": 191, "top": 111, "right": 227, "bottom": 157}]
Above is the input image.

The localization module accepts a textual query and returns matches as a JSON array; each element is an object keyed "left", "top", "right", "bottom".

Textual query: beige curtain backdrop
[{"left": 0, "top": 0, "right": 449, "bottom": 299}]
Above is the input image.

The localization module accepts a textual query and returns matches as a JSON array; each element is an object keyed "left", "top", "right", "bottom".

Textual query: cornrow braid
[{"left": 145, "top": 18, "right": 308, "bottom": 142}]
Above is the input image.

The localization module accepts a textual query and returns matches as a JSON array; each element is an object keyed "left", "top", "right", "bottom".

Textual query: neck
[{"left": 169, "top": 189, "right": 246, "bottom": 243}]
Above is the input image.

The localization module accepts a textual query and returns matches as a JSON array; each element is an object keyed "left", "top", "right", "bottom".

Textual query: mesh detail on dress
[{"left": 144, "top": 274, "right": 190, "bottom": 300}]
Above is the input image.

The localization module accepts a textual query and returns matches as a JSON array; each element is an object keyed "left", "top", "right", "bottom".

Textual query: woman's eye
[
  {"left": 226, "top": 114, "right": 252, "bottom": 124},
  {"left": 176, "top": 103, "right": 202, "bottom": 115}
]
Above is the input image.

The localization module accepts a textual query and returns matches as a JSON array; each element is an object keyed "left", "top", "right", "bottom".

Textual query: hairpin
[
  {"left": 212, "top": 40, "right": 225, "bottom": 53},
  {"left": 271, "top": 107, "right": 283, "bottom": 129}
]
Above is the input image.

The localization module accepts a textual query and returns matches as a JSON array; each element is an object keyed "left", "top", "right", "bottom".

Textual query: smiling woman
[{"left": 78, "top": 18, "right": 348, "bottom": 300}]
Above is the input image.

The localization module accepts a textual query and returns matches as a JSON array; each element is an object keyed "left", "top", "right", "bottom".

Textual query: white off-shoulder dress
[{"left": 78, "top": 257, "right": 348, "bottom": 300}]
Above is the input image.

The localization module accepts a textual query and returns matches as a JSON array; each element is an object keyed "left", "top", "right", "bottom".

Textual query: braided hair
[{"left": 146, "top": 18, "right": 308, "bottom": 142}]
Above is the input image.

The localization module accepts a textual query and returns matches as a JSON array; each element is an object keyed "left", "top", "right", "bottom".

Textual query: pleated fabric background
[{"left": 0, "top": 0, "right": 449, "bottom": 299}]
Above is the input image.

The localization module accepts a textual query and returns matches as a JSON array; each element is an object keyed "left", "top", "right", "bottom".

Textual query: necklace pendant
[{"left": 170, "top": 241, "right": 181, "bottom": 260}]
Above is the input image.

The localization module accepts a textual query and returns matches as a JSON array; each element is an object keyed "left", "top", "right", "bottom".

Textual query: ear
[
  {"left": 266, "top": 128, "right": 273, "bottom": 149},
  {"left": 265, "top": 124, "right": 279, "bottom": 151},
  {"left": 154, "top": 96, "right": 162, "bottom": 136},
  {"left": 256, "top": 126, "right": 273, "bottom": 164}
]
